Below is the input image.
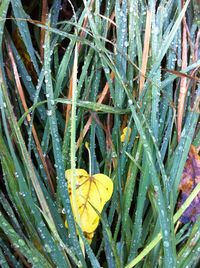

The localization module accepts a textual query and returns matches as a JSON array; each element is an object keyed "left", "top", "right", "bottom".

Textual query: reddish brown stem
[
  {"left": 76, "top": 71, "right": 115, "bottom": 149},
  {"left": 177, "top": 1, "right": 188, "bottom": 142},
  {"left": 139, "top": 9, "right": 151, "bottom": 95},
  {"left": 7, "top": 43, "right": 55, "bottom": 196}
]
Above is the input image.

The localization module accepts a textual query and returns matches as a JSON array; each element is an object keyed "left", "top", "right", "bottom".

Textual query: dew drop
[
  {"left": 26, "top": 75, "right": 32, "bottom": 82},
  {"left": 46, "top": 110, "right": 52, "bottom": 116}
]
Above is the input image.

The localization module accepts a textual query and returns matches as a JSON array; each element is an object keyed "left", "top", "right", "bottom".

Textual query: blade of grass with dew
[
  {"left": 0, "top": 213, "right": 52, "bottom": 267},
  {"left": 32, "top": 168, "right": 69, "bottom": 243},
  {"left": 101, "top": 211, "right": 121, "bottom": 268},
  {"left": 125, "top": 179, "right": 200, "bottom": 268},
  {"left": 76, "top": 225, "right": 101, "bottom": 268},
  {"left": 50, "top": 0, "right": 61, "bottom": 28},
  {"left": 140, "top": 206, "right": 154, "bottom": 247},
  {"left": 160, "top": 109, "right": 175, "bottom": 161},
  {"left": 122, "top": 139, "right": 143, "bottom": 248},
  {"left": 131, "top": 105, "right": 175, "bottom": 258},
  {"left": 161, "top": 60, "right": 200, "bottom": 89},
  {"left": 5, "top": 38, "right": 55, "bottom": 196},
  {"left": 0, "top": 242, "right": 23, "bottom": 268},
  {"left": 1, "top": 240, "right": 23, "bottom": 268},
  {"left": 0, "top": 154, "right": 38, "bottom": 239},
  {"left": 0, "top": 0, "right": 10, "bottom": 46},
  {"left": 109, "top": 20, "right": 195, "bottom": 262},
  {"left": 29, "top": 19, "right": 94, "bottom": 49},
  {"left": 154, "top": 0, "right": 190, "bottom": 71},
  {"left": 88, "top": 28, "right": 177, "bottom": 265},
  {"left": 54, "top": 6, "right": 93, "bottom": 168},
  {"left": 88, "top": 55, "right": 102, "bottom": 173},
  {"left": 39, "top": 207, "right": 81, "bottom": 268},
  {"left": 54, "top": 4, "right": 92, "bottom": 99},
  {"left": 149, "top": 0, "right": 161, "bottom": 140},
  {"left": 77, "top": 120, "right": 85, "bottom": 169},
  {"left": 127, "top": 0, "right": 137, "bottom": 87},
  {"left": 1, "top": 125, "right": 70, "bottom": 268},
  {"left": 128, "top": 157, "right": 152, "bottom": 260},
  {"left": 95, "top": 166, "right": 117, "bottom": 259},
  {"left": 54, "top": 40, "right": 75, "bottom": 98},
  {"left": 126, "top": 102, "right": 176, "bottom": 267},
  {"left": 177, "top": 220, "right": 200, "bottom": 267},
  {"left": 26, "top": 68, "right": 45, "bottom": 152},
  {"left": 119, "top": 85, "right": 176, "bottom": 262},
  {"left": 53, "top": 45, "right": 59, "bottom": 75},
  {"left": 8, "top": 34, "right": 46, "bottom": 122},
  {"left": 113, "top": 2, "right": 128, "bottom": 207},
  {"left": 62, "top": 50, "right": 95, "bottom": 164},
  {"left": 133, "top": 102, "right": 173, "bottom": 197},
  {"left": 0, "top": 246, "right": 10, "bottom": 268},
  {"left": 10, "top": 0, "right": 39, "bottom": 74},
  {"left": 0, "top": 68, "right": 74, "bottom": 267},
  {"left": 168, "top": 87, "right": 200, "bottom": 197},
  {"left": 101, "top": 0, "right": 114, "bottom": 40},
  {"left": 76, "top": 48, "right": 95, "bottom": 98},
  {"left": 139, "top": 8, "right": 151, "bottom": 95},
  {"left": 0, "top": 191, "right": 24, "bottom": 237},
  {"left": 94, "top": 117, "right": 106, "bottom": 160},
  {"left": 193, "top": 127, "right": 200, "bottom": 147},
  {"left": 101, "top": 41, "right": 178, "bottom": 265},
  {"left": 90, "top": 121, "right": 100, "bottom": 173},
  {"left": 0, "top": 134, "right": 19, "bottom": 200},
  {"left": 114, "top": 0, "right": 127, "bottom": 108},
  {"left": 158, "top": 37, "right": 178, "bottom": 142},
  {"left": 57, "top": 98, "right": 130, "bottom": 114},
  {"left": 0, "top": 74, "right": 55, "bottom": 228},
  {"left": 120, "top": 119, "right": 137, "bottom": 184},
  {"left": 69, "top": 30, "right": 84, "bottom": 253},
  {"left": 43, "top": 19, "right": 86, "bottom": 265},
  {"left": 142, "top": 0, "right": 191, "bottom": 97},
  {"left": 17, "top": 98, "right": 129, "bottom": 134}
]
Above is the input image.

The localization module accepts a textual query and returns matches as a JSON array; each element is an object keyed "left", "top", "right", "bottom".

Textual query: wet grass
[{"left": 0, "top": 0, "right": 200, "bottom": 267}]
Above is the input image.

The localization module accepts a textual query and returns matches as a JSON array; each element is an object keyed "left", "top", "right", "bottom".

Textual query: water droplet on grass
[
  {"left": 18, "top": 239, "right": 25, "bottom": 246},
  {"left": 128, "top": 99, "right": 133, "bottom": 105},
  {"left": 26, "top": 75, "right": 32, "bottom": 82},
  {"left": 124, "top": 41, "right": 129, "bottom": 47},
  {"left": 163, "top": 241, "right": 169, "bottom": 247},
  {"left": 46, "top": 110, "right": 52, "bottom": 116}
]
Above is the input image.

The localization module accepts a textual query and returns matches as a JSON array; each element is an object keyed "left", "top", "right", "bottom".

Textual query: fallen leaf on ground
[
  {"left": 178, "top": 145, "right": 200, "bottom": 223},
  {"left": 65, "top": 169, "right": 113, "bottom": 242}
]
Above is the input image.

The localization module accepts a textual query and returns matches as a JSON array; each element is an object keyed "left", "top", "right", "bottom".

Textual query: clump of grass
[{"left": 0, "top": 0, "right": 200, "bottom": 267}]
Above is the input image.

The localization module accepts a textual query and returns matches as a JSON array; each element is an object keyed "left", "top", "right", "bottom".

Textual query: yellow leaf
[
  {"left": 120, "top": 127, "right": 131, "bottom": 142},
  {"left": 65, "top": 169, "right": 113, "bottom": 235},
  {"left": 84, "top": 231, "right": 95, "bottom": 244}
]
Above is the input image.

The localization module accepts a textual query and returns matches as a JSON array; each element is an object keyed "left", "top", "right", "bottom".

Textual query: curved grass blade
[
  {"left": 43, "top": 20, "right": 86, "bottom": 266},
  {"left": 125, "top": 180, "right": 200, "bottom": 268},
  {"left": 10, "top": 0, "right": 39, "bottom": 74},
  {"left": 0, "top": 246, "right": 10, "bottom": 268},
  {"left": 0, "top": 213, "right": 52, "bottom": 268}
]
